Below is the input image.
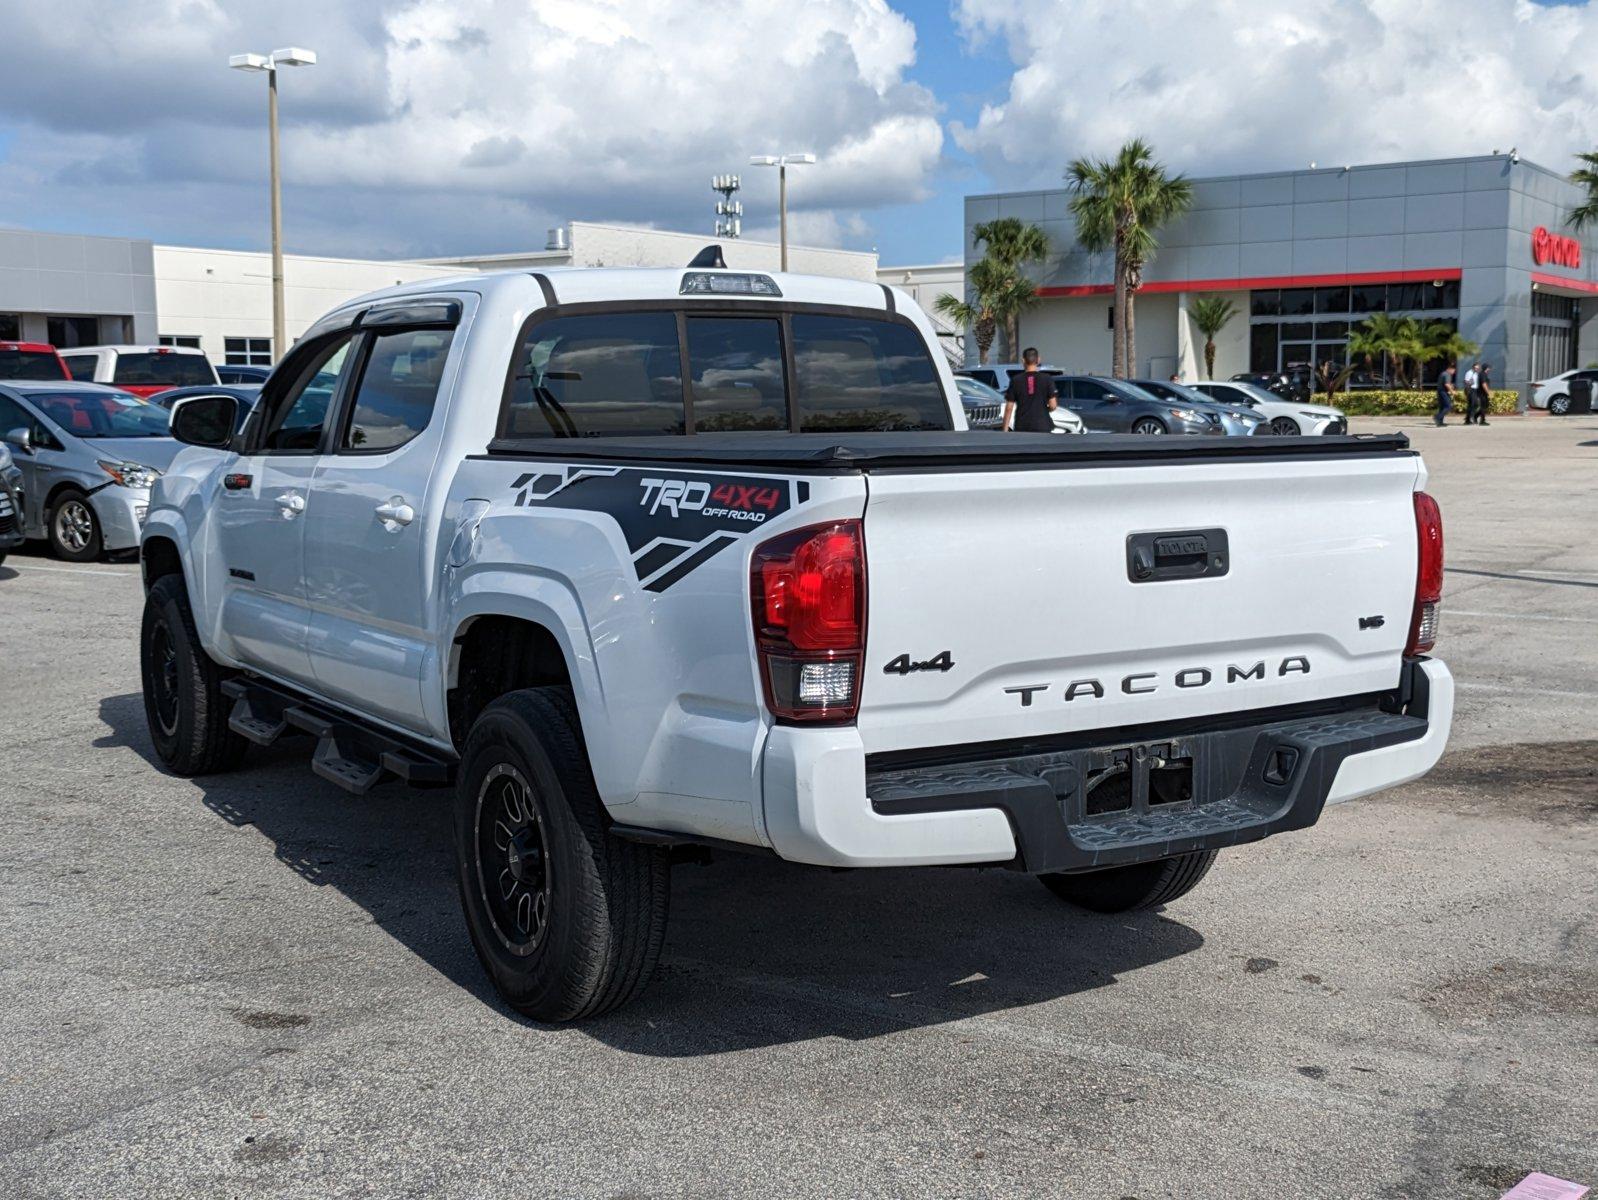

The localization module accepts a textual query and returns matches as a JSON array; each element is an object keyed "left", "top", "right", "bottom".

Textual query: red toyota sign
[{"left": 1532, "top": 225, "right": 1581, "bottom": 269}]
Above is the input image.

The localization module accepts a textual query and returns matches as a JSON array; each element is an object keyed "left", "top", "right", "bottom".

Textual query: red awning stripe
[{"left": 1036, "top": 268, "right": 1464, "bottom": 298}]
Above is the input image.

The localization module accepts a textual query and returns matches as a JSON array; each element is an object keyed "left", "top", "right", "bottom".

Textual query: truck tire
[
  {"left": 1039, "top": 849, "right": 1217, "bottom": 913},
  {"left": 140, "top": 573, "right": 248, "bottom": 775},
  {"left": 48, "top": 489, "right": 102, "bottom": 562},
  {"left": 455, "top": 688, "right": 670, "bottom": 1022}
]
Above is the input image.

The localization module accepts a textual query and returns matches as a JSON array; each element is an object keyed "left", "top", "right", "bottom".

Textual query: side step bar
[{"left": 221, "top": 677, "right": 455, "bottom": 795}]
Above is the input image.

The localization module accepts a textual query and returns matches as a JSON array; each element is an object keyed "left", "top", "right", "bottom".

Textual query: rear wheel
[
  {"left": 1131, "top": 417, "right": 1166, "bottom": 435},
  {"left": 48, "top": 490, "right": 101, "bottom": 562},
  {"left": 140, "top": 574, "right": 248, "bottom": 775},
  {"left": 1269, "top": 416, "right": 1301, "bottom": 436},
  {"left": 455, "top": 687, "right": 670, "bottom": 1022},
  {"left": 1039, "top": 850, "right": 1217, "bottom": 913},
  {"left": 1548, "top": 393, "right": 1571, "bottom": 415}
]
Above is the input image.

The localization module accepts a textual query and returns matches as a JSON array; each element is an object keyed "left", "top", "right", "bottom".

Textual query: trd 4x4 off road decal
[{"left": 509, "top": 466, "right": 806, "bottom": 592}]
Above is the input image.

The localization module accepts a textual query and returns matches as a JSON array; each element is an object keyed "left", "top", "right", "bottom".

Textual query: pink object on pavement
[{"left": 1499, "top": 1174, "right": 1590, "bottom": 1200}]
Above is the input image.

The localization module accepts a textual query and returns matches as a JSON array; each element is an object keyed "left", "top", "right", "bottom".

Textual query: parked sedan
[
  {"left": 1130, "top": 379, "right": 1266, "bottom": 435},
  {"left": 216, "top": 364, "right": 272, "bottom": 384},
  {"left": 1189, "top": 380, "right": 1347, "bottom": 435},
  {"left": 0, "top": 381, "right": 182, "bottom": 561},
  {"left": 1530, "top": 368, "right": 1598, "bottom": 415},
  {"left": 1056, "top": 375, "right": 1223, "bottom": 435}
]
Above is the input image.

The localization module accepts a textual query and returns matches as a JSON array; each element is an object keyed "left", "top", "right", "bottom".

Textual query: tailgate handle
[{"left": 1127, "top": 528, "right": 1229, "bottom": 583}]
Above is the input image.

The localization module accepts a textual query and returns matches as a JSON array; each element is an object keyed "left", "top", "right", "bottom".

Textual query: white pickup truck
[{"left": 139, "top": 261, "right": 1453, "bottom": 1021}]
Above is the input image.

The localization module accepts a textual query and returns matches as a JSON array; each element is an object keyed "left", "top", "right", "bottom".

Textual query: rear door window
[
  {"left": 506, "top": 312, "right": 684, "bottom": 437},
  {"left": 791, "top": 314, "right": 950, "bottom": 432},
  {"left": 111, "top": 352, "right": 214, "bottom": 387},
  {"left": 339, "top": 328, "right": 454, "bottom": 452},
  {"left": 686, "top": 317, "right": 787, "bottom": 432},
  {"left": 261, "top": 337, "right": 355, "bottom": 452}
]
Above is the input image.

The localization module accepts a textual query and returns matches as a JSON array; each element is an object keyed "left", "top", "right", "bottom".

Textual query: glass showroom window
[
  {"left": 225, "top": 336, "right": 273, "bottom": 366},
  {"left": 1249, "top": 281, "right": 1460, "bottom": 384}
]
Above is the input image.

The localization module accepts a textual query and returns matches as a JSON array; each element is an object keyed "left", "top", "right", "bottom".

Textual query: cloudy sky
[{"left": 0, "top": 0, "right": 1594, "bottom": 265}]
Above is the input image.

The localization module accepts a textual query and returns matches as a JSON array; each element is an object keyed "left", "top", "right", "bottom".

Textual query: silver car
[{"left": 0, "top": 381, "right": 182, "bottom": 561}]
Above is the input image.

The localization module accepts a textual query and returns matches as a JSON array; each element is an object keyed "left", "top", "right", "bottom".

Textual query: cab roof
[{"left": 346, "top": 265, "right": 895, "bottom": 314}]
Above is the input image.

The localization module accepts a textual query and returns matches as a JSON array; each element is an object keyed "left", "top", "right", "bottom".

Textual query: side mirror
[
  {"left": 3, "top": 426, "right": 30, "bottom": 455},
  {"left": 169, "top": 395, "right": 238, "bottom": 449}
]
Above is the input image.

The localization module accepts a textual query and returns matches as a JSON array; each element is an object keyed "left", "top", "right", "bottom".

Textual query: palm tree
[
  {"left": 1567, "top": 151, "right": 1598, "bottom": 230},
  {"left": 1068, "top": 139, "right": 1193, "bottom": 378},
  {"left": 1411, "top": 321, "right": 1478, "bottom": 385},
  {"left": 1348, "top": 312, "right": 1414, "bottom": 386},
  {"left": 1188, "top": 296, "right": 1237, "bottom": 379},
  {"left": 935, "top": 257, "right": 1014, "bottom": 366},
  {"left": 969, "top": 217, "right": 1050, "bottom": 359}
]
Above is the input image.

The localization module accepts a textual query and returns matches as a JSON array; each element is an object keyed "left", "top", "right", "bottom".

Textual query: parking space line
[
  {"left": 1450, "top": 608, "right": 1596, "bottom": 624},
  {"left": 1456, "top": 681, "right": 1598, "bottom": 700},
  {"left": 6, "top": 563, "right": 138, "bottom": 577}
]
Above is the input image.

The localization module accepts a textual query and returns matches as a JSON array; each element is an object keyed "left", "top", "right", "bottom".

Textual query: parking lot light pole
[
  {"left": 229, "top": 47, "right": 317, "bottom": 361},
  {"left": 749, "top": 154, "right": 815, "bottom": 271}
]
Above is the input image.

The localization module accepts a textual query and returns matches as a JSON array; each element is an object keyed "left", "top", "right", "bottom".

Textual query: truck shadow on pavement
[{"left": 98, "top": 691, "right": 1205, "bottom": 1055}]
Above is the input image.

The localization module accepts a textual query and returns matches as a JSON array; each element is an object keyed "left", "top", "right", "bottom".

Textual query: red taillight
[
  {"left": 1406, "top": 491, "right": 1444, "bottom": 656},
  {"left": 751, "top": 520, "right": 865, "bottom": 723}
]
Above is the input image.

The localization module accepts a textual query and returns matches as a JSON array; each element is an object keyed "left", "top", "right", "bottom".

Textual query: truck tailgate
[{"left": 858, "top": 452, "right": 1422, "bottom": 755}]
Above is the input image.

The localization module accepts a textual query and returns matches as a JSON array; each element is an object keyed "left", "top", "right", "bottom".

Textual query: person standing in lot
[
  {"left": 1435, "top": 361, "right": 1456, "bottom": 426},
  {"left": 1002, "top": 346, "right": 1057, "bottom": 433},
  {"left": 1460, "top": 361, "right": 1479, "bottom": 425},
  {"left": 1473, "top": 361, "right": 1493, "bottom": 426}
]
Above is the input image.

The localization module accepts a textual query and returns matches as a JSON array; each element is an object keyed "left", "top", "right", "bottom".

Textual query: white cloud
[
  {"left": 0, "top": 0, "right": 942, "bottom": 258},
  {"left": 951, "top": 0, "right": 1598, "bottom": 186}
]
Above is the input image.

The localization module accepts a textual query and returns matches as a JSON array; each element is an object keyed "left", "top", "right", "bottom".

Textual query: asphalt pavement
[{"left": 1, "top": 412, "right": 1594, "bottom": 1199}]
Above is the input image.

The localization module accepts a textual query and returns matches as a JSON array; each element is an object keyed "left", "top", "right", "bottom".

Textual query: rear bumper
[{"left": 761, "top": 659, "right": 1451, "bottom": 870}]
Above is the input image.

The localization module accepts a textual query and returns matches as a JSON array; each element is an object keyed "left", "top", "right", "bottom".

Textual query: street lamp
[
  {"left": 229, "top": 46, "right": 317, "bottom": 360},
  {"left": 749, "top": 153, "right": 814, "bottom": 271}
]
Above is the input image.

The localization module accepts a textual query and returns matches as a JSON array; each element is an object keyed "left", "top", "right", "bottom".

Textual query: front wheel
[
  {"left": 140, "top": 574, "right": 248, "bottom": 775},
  {"left": 1269, "top": 416, "right": 1302, "bottom": 436},
  {"left": 1039, "top": 850, "right": 1218, "bottom": 912},
  {"left": 1548, "top": 393, "right": 1571, "bottom": 415},
  {"left": 49, "top": 490, "right": 102, "bottom": 562},
  {"left": 455, "top": 687, "right": 670, "bottom": 1022},
  {"left": 1130, "top": 418, "right": 1167, "bottom": 435}
]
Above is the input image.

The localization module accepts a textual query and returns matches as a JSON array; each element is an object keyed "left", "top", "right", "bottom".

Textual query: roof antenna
[{"left": 688, "top": 244, "right": 726, "bottom": 269}]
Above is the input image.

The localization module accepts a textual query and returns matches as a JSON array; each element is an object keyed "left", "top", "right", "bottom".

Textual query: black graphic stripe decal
[
  {"left": 642, "top": 533, "right": 740, "bottom": 592},
  {"left": 509, "top": 465, "right": 805, "bottom": 591}
]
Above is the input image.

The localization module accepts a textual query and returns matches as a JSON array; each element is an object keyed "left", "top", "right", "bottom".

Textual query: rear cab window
[
  {"left": 112, "top": 352, "right": 214, "bottom": 387},
  {"left": 502, "top": 306, "right": 951, "bottom": 437},
  {"left": 62, "top": 355, "right": 96, "bottom": 382},
  {"left": 0, "top": 350, "right": 65, "bottom": 381}
]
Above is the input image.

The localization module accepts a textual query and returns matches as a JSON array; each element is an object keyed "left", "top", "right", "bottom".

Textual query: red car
[{"left": 0, "top": 341, "right": 70, "bottom": 381}]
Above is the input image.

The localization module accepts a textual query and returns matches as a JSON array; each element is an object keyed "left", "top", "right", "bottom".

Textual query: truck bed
[{"left": 484, "top": 430, "right": 1412, "bottom": 472}]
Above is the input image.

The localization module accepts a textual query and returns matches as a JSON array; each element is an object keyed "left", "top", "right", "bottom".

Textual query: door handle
[
  {"left": 276, "top": 491, "right": 305, "bottom": 518},
  {"left": 375, "top": 497, "right": 415, "bottom": 529}
]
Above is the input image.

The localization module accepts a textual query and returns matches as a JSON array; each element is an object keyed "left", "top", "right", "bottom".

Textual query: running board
[{"left": 221, "top": 677, "right": 455, "bottom": 794}]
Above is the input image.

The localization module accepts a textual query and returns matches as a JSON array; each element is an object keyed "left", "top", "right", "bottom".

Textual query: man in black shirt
[{"left": 1002, "top": 346, "right": 1057, "bottom": 432}]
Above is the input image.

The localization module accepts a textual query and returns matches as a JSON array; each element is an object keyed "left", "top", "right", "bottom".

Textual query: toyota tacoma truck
[{"left": 139, "top": 261, "right": 1453, "bottom": 1022}]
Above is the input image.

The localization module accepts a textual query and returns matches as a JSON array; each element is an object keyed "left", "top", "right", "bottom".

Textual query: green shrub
[{"left": 1330, "top": 389, "right": 1517, "bottom": 416}]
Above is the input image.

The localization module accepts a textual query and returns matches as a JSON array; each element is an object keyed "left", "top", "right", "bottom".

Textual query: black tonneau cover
[{"left": 484, "top": 430, "right": 1412, "bottom": 473}]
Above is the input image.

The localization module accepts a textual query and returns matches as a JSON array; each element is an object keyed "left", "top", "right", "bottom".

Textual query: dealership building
[
  {"left": 967, "top": 153, "right": 1598, "bottom": 399},
  {"left": 3, "top": 219, "right": 933, "bottom": 368}
]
